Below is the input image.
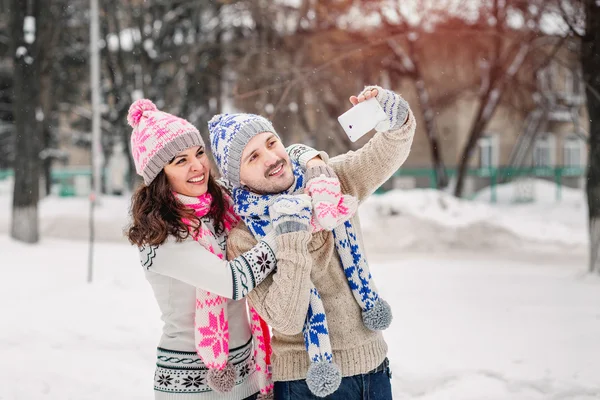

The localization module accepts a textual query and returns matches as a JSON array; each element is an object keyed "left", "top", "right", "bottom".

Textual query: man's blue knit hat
[{"left": 208, "top": 113, "right": 280, "bottom": 187}]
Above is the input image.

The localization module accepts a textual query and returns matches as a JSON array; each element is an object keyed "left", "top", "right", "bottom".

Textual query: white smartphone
[{"left": 337, "top": 98, "right": 387, "bottom": 142}]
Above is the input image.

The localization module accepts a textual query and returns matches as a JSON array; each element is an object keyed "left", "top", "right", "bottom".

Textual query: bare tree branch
[{"left": 558, "top": 0, "right": 585, "bottom": 38}]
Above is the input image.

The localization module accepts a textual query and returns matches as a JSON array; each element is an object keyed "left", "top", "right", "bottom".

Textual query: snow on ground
[
  {"left": 360, "top": 180, "right": 587, "bottom": 255},
  {"left": 0, "top": 237, "right": 598, "bottom": 400},
  {"left": 0, "top": 236, "right": 160, "bottom": 400},
  {"left": 378, "top": 251, "right": 600, "bottom": 400},
  {"left": 0, "top": 178, "right": 596, "bottom": 398},
  {"left": 0, "top": 179, "right": 589, "bottom": 256}
]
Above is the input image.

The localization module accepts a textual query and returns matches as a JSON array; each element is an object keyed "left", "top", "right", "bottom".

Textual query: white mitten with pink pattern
[{"left": 305, "top": 165, "right": 358, "bottom": 231}]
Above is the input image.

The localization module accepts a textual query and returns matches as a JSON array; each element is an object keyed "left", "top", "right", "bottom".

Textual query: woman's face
[{"left": 163, "top": 146, "right": 211, "bottom": 197}]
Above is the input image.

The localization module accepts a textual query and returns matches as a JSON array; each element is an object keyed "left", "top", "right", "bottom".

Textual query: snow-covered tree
[
  {"left": 10, "top": 0, "right": 42, "bottom": 243},
  {"left": 576, "top": 0, "right": 600, "bottom": 273},
  {"left": 551, "top": 0, "right": 600, "bottom": 273},
  {"left": 96, "top": 0, "right": 232, "bottom": 186}
]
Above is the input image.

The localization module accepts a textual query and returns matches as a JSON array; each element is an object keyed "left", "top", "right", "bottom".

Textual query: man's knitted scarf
[{"left": 231, "top": 160, "right": 392, "bottom": 397}]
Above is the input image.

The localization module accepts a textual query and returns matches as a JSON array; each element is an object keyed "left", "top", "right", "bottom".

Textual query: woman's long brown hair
[{"left": 126, "top": 171, "right": 227, "bottom": 247}]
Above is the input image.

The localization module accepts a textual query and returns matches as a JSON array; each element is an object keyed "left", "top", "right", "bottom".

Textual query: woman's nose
[{"left": 190, "top": 157, "right": 204, "bottom": 172}]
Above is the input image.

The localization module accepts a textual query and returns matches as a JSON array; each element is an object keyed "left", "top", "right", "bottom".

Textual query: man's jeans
[{"left": 273, "top": 358, "right": 393, "bottom": 400}]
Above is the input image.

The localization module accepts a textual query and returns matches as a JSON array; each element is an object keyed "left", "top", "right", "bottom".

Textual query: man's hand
[
  {"left": 350, "top": 85, "right": 409, "bottom": 132},
  {"left": 306, "top": 156, "right": 327, "bottom": 169},
  {"left": 269, "top": 194, "right": 312, "bottom": 235},
  {"left": 349, "top": 88, "right": 379, "bottom": 105}
]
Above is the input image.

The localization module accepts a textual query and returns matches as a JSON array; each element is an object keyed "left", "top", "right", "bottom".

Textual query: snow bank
[
  {"left": 360, "top": 181, "right": 587, "bottom": 255},
  {"left": 474, "top": 178, "right": 584, "bottom": 206},
  {"left": 0, "top": 193, "right": 131, "bottom": 242},
  {"left": 0, "top": 176, "right": 12, "bottom": 195},
  {"left": 0, "top": 179, "right": 588, "bottom": 255}
]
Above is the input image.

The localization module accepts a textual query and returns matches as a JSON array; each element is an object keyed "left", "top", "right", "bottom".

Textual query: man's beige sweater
[{"left": 227, "top": 110, "right": 416, "bottom": 382}]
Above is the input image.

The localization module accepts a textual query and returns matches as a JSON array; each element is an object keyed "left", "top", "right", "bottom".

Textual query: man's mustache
[{"left": 265, "top": 159, "right": 286, "bottom": 178}]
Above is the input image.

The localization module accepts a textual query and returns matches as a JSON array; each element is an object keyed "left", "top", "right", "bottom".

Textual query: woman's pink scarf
[{"left": 176, "top": 191, "right": 273, "bottom": 398}]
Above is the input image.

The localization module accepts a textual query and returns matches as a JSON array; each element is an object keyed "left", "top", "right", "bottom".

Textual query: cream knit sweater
[{"left": 227, "top": 110, "right": 416, "bottom": 382}]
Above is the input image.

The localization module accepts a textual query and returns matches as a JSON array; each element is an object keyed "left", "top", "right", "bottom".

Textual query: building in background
[{"left": 0, "top": 11, "right": 587, "bottom": 199}]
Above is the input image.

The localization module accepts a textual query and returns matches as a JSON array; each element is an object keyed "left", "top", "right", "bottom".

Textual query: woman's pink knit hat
[{"left": 127, "top": 99, "right": 204, "bottom": 185}]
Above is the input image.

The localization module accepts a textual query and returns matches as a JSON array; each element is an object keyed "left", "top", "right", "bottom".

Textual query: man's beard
[{"left": 245, "top": 159, "right": 295, "bottom": 195}]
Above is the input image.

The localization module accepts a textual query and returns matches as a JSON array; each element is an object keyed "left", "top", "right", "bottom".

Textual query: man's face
[{"left": 239, "top": 132, "right": 294, "bottom": 194}]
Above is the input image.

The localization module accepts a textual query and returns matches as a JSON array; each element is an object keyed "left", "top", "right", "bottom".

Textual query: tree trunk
[
  {"left": 10, "top": 0, "right": 41, "bottom": 243},
  {"left": 38, "top": 1, "right": 61, "bottom": 197},
  {"left": 453, "top": 96, "right": 490, "bottom": 198},
  {"left": 407, "top": 37, "right": 448, "bottom": 188},
  {"left": 388, "top": 38, "right": 449, "bottom": 188},
  {"left": 40, "top": 57, "right": 53, "bottom": 198},
  {"left": 582, "top": 0, "right": 600, "bottom": 274},
  {"left": 413, "top": 78, "right": 448, "bottom": 188},
  {"left": 454, "top": 44, "right": 530, "bottom": 197}
]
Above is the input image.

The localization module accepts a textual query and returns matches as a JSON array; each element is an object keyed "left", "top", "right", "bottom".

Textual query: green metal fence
[
  {"left": 0, "top": 166, "right": 587, "bottom": 202},
  {"left": 0, "top": 168, "right": 94, "bottom": 197},
  {"left": 379, "top": 166, "right": 586, "bottom": 203}
]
